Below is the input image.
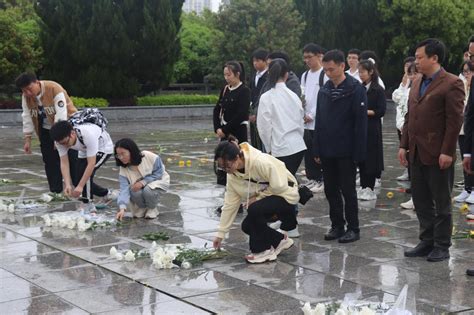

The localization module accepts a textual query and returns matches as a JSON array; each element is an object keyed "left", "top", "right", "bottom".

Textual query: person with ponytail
[
  {"left": 356, "top": 58, "right": 386, "bottom": 201},
  {"left": 213, "top": 61, "right": 251, "bottom": 144},
  {"left": 213, "top": 61, "right": 251, "bottom": 187},
  {"left": 212, "top": 136, "right": 299, "bottom": 264}
]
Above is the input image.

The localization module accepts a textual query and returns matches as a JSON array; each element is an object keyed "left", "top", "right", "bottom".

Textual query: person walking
[
  {"left": 399, "top": 38, "right": 464, "bottom": 262},
  {"left": 313, "top": 50, "right": 368, "bottom": 243}
]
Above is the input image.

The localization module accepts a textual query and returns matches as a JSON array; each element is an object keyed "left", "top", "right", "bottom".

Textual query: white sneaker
[
  {"left": 357, "top": 187, "right": 367, "bottom": 199},
  {"left": 278, "top": 226, "right": 300, "bottom": 238},
  {"left": 375, "top": 178, "right": 382, "bottom": 188},
  {"left": 245, "top": 248, "right": 277, "bottom": 263},
  {"left": 268, "top": 220, "right": 282, "bottom": 230},
  {"left": 304, "top": 179, "right": 317, "bottom": 189},
  {"left": 400, "top": 198, "right": 414, "bottom": 210},
  {"left": 274, "top": 234, "right": 294, "bottom": 255},
  {"left": 454, "top": 190, "right": 470, "bottom": 203},
  {"left": 145, "top": 207, "right": 159, "bottom": 219},
  {"left": 310, "top": 181, "right": 324, "bottom": 193},
  {"left": 396, "top": 169, "right": 410, "bottom": 181},
  {"left": 359, "top": 188, "right": 377, "bottom": 200},
  {"left": 465, "top": 192, "right": 474, "bottom": 204}
]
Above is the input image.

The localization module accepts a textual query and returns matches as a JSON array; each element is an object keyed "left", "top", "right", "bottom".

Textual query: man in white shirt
[
  {"left": 345, "top": 49, "right": 362, "bottom": 82},
  {"left": 301, "top": 43, "right": 329, "bottom": 192},
  {"left": 50, "top": 120, "right": 113, "bottom": 211}
]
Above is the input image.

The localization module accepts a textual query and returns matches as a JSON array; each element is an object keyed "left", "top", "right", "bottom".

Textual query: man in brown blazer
[{"left": 398, "top": 38, "right": 465, "bottom": 262}]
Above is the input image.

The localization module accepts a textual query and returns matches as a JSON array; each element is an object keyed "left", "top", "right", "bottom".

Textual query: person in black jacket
[
  {"left": 356, "top": 59, "right": 386, "bottom": 201},
  {"left": 213, "top": 61, "right": 251, "bottom": 187},
  {"left": 313, "top": 50, "right": 368, "bottom": 243},
  {"left": 249, "top": 48, "right": 268, "bottom": 150}
]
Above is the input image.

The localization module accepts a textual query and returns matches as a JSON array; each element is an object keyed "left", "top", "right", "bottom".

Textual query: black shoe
[
  {"left": 324, "top": 227, "right": 345, "bottom": 241},
  {"left": 338, "top": 230, "right": 360, "bottom": 243},
  {"left": 404, "top": 242, "right": 433, "bottom": 257},
  {"left": 427, "top": 247, "right": 450, "bottom": 262},
  {"left": 238, "top": 204, "right": 244, "bottom": 213},
  {"left": 467, "top": 268, "right": 474, "bottom": 276}
]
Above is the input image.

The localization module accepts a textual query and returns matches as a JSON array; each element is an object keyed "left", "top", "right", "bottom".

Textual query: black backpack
[
  {"left": 68, "top": 108, "right": 108, "bottom": 144},
  {"left": 303, "top": 69, "right": 326, "bottom": 89}
]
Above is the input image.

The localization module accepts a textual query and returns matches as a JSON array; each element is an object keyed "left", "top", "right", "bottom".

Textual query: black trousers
[
  {"left": 321, "top": 157, "right": 359, "bottom": 233},
  {"left": 458, "top": 135, "right": 474, "bottom": 191},
  {"left": 241, "top": 195, "right": 297, "bottom": 253},
  {"left": 277, "top": 150, "right": 305, "bottom": 176},
  {"left": 75, "top": 152, "right": 111, "bottom": 203},
  {"left": 411, "top": 152, "right": 454, "bottom": 249},
  {"left": 303, "top": 130, "right": 323, "bottom": 181},
  {"left": 358, "top": 162, "right": 377, "bottom": 190},
  {"left": 249, "top": 121, "right": 263, "bottom": 151},
  {"left": 39, "top": 128, "right": 78, "bottom": 193}
]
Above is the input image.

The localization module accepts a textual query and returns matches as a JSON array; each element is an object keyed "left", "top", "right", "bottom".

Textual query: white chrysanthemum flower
[
  {"left": 110, "top": 246, "right": 118, "bottom": 258},
  {"left": 334, "top": 308, "right": 347, "bottom": 315},
  {"left": 359, "top": 306, "right": 376, "bottom": 315},
  {"left": 40, "top": 193, "right": 53, "bottom": 203},
  {"left": 314, "top": 303, "right": 326, "bottom": 315},
  {"left": 181, "top": 261, "right": 192, "bottom": 269},
  {"left": 124, "top": 250, "right": 136, "bottom": 262},
  {"left": 115, "top": 252, "right": 124, "bottom": 261},
  {"left": 150, "top": 241, "right": 157, "bottom": 252},
  {"left": 301, "top": 302, "right": 313, "bottom": 315},
  {"left": 67, "top": 220, "right": 76, "bottom": 229},
  {"left": 42, "top": 214, "right": 52, "bottom": 227},
  {"left": 7, "top": 203, "right": 15, "bottom": 213}
]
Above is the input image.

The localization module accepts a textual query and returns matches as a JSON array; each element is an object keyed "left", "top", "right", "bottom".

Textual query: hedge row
[
  {"left": 0, "top": 94, "right": 218, "bottom": 109},
  {"left": 72, "top": 94, "right": 218, "bottom": 108},
  {"left": 136, "top": 94, "right": 218, "bottom": 106}
]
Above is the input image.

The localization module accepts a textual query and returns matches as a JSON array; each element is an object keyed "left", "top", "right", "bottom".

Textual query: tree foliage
[
  {"left": 173, "top": 12, "right": 222, "bottom": 83},
  {"left": 378, "top": 0, "right": 474, "bottom": 72},
  {"left": 35, "top": 0, "right": 184, "bottom": 99},
  {"left": 214, "top": 0, "right": 305, "bottom": 82},
  {"left": 0, "top": 0, "right": 43, "bottom": 86}
]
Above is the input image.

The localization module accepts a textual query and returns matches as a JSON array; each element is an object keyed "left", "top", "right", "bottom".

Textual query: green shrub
[
  {"left": 71, "top": 96, "right": 108, "bottom": 108},
  {"left": 137, "top": 94, "right": 218, "bottom": 106}
]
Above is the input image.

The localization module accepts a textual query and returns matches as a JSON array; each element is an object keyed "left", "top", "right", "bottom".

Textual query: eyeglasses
[
  {"left": 57, "top": 136, "right": 70, "bottom": 146},
  {"left": 215, "top": 159, "right": 236, "bottom": 172},
  {"left": 115, "top": 152, "right": 130, "bottom": 159},
  {"left": 303, "top": 54, "right": 316, "bottom": 61},
  {"left": 463, "top": 69, "right": 472, "bottom": 75}
]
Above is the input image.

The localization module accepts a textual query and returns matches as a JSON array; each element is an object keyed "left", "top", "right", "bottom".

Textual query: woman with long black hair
[{"left": 357, "top": 58, "right": 386, "bottom": 201}]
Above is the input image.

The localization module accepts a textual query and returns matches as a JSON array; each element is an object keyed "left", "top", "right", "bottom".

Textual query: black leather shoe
[
  {"left": 427, "top": 247, "right": 450, "bottom": 262},
  {"left": 404, "top": 242, "right": 433, "bottom": 257},
  {"left": 338, "top": 230, "right": 360, "bottom": 243},
  {"left": 467, "top": 268, "right": 474, "bottom": 276},
  {"left": 324, "top": 227, "right": 345, "bottom": 241}
]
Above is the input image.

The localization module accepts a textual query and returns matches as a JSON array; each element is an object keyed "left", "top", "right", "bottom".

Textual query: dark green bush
[
  {"left": 136, "top": 94, "right": 218, "bottom": 106},
  {"left": 71, "top": 96, "right": 108, "bottom": 108}
]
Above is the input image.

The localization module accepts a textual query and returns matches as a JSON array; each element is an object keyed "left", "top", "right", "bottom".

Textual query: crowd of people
[{"left": 16, "top": 36, "right": 474, "bottom": 276}]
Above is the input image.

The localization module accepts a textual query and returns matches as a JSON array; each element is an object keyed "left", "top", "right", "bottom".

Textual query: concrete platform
[{"left": 0, "top": 106, "right": 472, "bottom": 314}]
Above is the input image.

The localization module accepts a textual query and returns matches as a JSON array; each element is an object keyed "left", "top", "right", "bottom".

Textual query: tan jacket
[
  {"left": 216, "top": 143, "right": 299, "bottom": 239},
  {"left": 21, "top": 80, "right": 77, "bottom": 136},
  {"left": 119, "top": 151, "right": 170, "bottom": 191},
  {"left": 401, "top": 68, "right": 464, "bottom": 165}
]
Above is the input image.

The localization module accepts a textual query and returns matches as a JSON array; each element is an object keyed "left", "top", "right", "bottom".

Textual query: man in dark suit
[
  {"left": 398, "top": 38, "right": 465, "bottom": 262},
  {"left": 461, "top": 35, "right": 474, "bottom": 276},
  {"left": 249, "top": 48, "right": 268, "bottom": 150}
]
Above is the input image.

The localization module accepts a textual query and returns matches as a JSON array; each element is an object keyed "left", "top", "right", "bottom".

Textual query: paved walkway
[{"left": 0, "top": 107, "right": 472, "bottom": 314}]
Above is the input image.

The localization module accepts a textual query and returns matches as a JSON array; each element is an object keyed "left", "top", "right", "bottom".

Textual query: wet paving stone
[{"left": 0, "top": 113, "right": 473, "bottom": 314}]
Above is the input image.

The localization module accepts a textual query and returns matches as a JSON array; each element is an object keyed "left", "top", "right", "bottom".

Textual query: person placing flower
[
  {"left": 114, "top": 138, "right": 170, "bottom": 220},
  {"left": 212, "top": 137, "right": 298, "bottom": 263}
]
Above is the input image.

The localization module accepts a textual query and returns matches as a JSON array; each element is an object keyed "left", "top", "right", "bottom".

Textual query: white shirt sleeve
[
  {"left": 56, "top": 143, "right": 69, "bottom": 157},
  {"left": 21, "top": 95, "right": 34, "bottom": 135},
  {"left": 257, "top": 93, "right": 273, "bottom": 153},
  {"left": 53, "top": 92, "right": 68, "bottom": 122}
]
